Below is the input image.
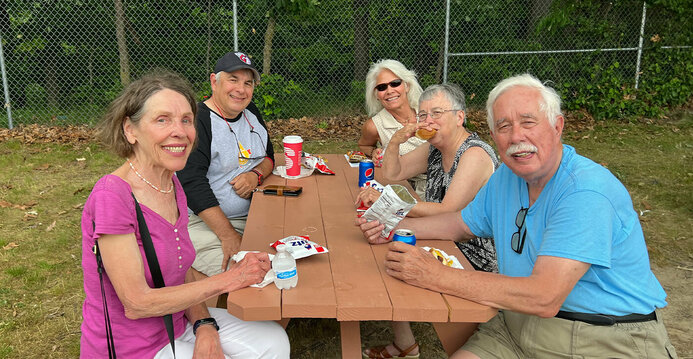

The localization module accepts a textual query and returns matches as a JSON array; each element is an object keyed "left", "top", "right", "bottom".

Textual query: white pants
[{"left": 153, "top": 308, "right": 290, "bottom": 358}]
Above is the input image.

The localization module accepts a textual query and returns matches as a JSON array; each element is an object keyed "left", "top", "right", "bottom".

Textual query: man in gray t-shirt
[{"left": 178, "top": 51, "right": 275, "bottom": 276}]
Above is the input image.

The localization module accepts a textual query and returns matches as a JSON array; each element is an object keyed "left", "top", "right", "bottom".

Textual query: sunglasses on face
[
  {"left": 511, "top": 207, "right": 528, "bottom": 254},
  {"left": 375, "top": 79, "right": 403, "bottom": 92}
]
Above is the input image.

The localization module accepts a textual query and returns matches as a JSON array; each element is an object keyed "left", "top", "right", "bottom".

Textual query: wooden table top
[{"left": 226, "top": 153, "right": 497, "bottom": 324}]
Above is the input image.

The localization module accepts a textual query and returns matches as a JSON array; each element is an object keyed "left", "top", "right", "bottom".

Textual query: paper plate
[{"left": 273, "top": 165, "right": 314, "bottom": 179}]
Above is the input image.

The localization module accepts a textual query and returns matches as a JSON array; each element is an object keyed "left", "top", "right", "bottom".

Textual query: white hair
[
  {"left": 420, "top": 83, "right": 467, "bottom": 126},
  {"left": 486, "top": 73, "right": 562, "bottom": 132},
  {"left": 364, "top": 59, "right": 423, "bottom": 116},
  {"left": 214, "top": 70, "right": 257, "bottom": 85}
]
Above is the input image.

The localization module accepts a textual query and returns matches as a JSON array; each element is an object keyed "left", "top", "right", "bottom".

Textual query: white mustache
[{"left": 506, "top": 143, "right": 538, "bottom": 156}]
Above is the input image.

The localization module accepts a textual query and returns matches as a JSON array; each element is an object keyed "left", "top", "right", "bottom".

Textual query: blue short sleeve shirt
[{"left": 461, "top": 145, "right": 667, "bottom": 315}]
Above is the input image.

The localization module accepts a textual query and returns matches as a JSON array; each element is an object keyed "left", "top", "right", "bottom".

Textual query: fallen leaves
[
  {"left": 45, "top": 220, "right": 57, "bottom": 232},
  {"left": 3, "top": 242, "right": 19, "bottom": 250},
  {"left": 0, "top": 200, "right": 37, "bottom": 210}
]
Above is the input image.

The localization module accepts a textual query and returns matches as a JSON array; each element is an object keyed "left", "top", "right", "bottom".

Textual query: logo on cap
[{"left": 235, "top": 52, "right": 251, "bottom": 65}]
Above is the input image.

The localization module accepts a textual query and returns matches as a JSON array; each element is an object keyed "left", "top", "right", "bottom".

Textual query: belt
[{"left": 555, "top": 310, "right": 656, "bottom": 326}]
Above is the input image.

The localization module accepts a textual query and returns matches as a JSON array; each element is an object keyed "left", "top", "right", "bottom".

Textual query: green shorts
[{"left": 462, "top": 310, "right": 677, "bottom": 358}]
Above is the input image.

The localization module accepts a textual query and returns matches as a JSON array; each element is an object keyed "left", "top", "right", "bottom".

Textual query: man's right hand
[
  {"left": 220, "top": 232, "right": 242, "bottom": 272},
  {"left": 356, "top": 217, "right": 392, "bottom": 245}
]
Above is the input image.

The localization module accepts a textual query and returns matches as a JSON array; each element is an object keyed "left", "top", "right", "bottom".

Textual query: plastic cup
[{"left": 283, "top": 135, "right": 303, "bottom": 176}]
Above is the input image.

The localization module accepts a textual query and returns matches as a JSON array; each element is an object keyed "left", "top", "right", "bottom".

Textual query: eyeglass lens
[
  {"left": 375, "top": 79, "right": 403, "bottom": 92},
  {"left": 511, "top": 208, "right": 528, "bottom": 254},
  {"left": 416, "top": 110, "right": 454, "bottom": 122}
]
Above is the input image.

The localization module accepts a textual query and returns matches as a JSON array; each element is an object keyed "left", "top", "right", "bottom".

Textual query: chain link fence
[{"left": 0, "top": 0, "right": 691, "bottom": 128}]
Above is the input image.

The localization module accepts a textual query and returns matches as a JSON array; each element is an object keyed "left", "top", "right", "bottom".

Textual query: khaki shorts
[
  {"left": 462, "top": 310, "right": 678, "bottom": 358},
  {"left": 188, "top": 213, "right": 247, "bottom": 276}
]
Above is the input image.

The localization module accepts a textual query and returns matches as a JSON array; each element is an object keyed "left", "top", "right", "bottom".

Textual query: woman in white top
[{"left": 358, "top": 59, "right": 428, "bottom": 197}]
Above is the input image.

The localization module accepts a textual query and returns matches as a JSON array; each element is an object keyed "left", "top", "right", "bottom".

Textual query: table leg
[
  {"left": 432, "top": 322, "right": 479, "bottom": 356},
  {"left": 339, "top": 321, "right": 361, "bottom": 359}
]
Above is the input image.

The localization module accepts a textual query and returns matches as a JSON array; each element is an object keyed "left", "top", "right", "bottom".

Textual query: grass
[{"left": 0, "top": 113, "right": 691, "bottom": 358}]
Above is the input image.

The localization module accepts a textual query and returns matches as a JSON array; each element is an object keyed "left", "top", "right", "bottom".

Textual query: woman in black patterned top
[{"left": 359, "top": 83, "right": 498, "bottom": 359}]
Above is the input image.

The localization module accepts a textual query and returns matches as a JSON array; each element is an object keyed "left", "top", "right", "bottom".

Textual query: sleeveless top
[
  {"left": 372, "top": 108, "right": 428, "bottom": 197},
  {"left": 426, "top": 132, "right": 500, "bottom": 273}
]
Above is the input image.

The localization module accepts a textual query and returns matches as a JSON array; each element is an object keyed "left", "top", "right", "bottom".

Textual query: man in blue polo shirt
[{"left": 358, "top": 73, "right": 677, "bottom": 358}]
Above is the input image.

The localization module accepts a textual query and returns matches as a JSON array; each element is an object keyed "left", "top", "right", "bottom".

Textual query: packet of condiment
[
  {"left": 421, "top": 246, "right": 464, "bottom": 269},
  {"left": 302, "top": 152, "right": 335, "bottom": 175},
  {"left": 269, "top": 235, "right": 329, "bottom": 259},
  {"left": 362, "top": 184, "right": 417, "bottom": 238}
]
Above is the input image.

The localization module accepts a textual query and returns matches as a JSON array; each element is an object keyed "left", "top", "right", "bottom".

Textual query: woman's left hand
[{"left": 192, "top": 325, "right": 225, "bottom": 359}]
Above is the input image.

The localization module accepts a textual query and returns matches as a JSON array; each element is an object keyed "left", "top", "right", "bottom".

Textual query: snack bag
[
  {"left": 270, "top": 235, "right": 329, "bottom": 259},
  {"left": 362, "top": 184, "right": 417, "bottom": 238},
  {"left": 422, "top": 246, "right": 464, "bottom": 269},
  {"left": 362, "top": 179, "right": 385, "bottom": 192},
  {"left": 302, "top": 152, "right": 335, "bottom": 175}
]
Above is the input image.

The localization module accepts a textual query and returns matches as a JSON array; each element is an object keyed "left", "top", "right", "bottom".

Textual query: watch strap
[{"left": 193, "top": 317, "right": 219, "bottom": 335}]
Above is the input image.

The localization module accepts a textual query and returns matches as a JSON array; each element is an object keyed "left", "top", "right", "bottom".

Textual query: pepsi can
[
  {"left": 392, "top": 229, "right": 416, "bottom": 246},
  {"left": 358, "top": 159, "right": 375, "bottom": 187}
]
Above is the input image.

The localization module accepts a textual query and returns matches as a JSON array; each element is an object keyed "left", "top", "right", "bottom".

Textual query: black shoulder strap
[
  {"left": 93, "top": 221, "right": 117, "bottom": 359},
  {"left": 131, "top": 193, "right": 176, "bottom": 357}
]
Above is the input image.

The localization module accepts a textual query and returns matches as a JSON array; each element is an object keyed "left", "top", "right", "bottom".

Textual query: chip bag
[{"left": 270, "top": 235, "right": 329, "bottom": 259}]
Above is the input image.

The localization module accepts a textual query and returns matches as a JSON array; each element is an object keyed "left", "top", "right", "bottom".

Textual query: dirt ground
[{"left": 651, "top": 265, "right": 693, "bottom": 357}]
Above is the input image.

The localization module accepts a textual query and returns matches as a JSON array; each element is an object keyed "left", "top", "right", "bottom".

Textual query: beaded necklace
[{"left": 127, "top": 159, "right": 174, "bottom": 194}]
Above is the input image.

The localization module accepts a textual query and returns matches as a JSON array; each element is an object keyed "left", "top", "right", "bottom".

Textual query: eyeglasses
[
  {"left": 416, "top": 109, "right": 458, "bottom": 122},
  {"left": 375, "top": 79, "right": 403, "bottom": 92},
  {"left": 228, "top": 129, "right": 266, "bottom": 164},
  {"left": 511, "top": 207, "right": 528, "bottom": 254}
]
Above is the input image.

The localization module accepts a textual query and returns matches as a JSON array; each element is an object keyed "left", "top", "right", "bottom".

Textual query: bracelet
[
  {"left": 251, "top": 169, "right": 263, "bottom": 185},
  {"left": 193, "top": 317, "right": 219, "bottom": 335}
]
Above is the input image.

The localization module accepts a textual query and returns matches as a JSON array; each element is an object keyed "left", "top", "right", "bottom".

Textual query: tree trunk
[
  {"left": 352, "top": 0, "right": 369, "bottom": 81},
  {"left": 263, "top": 16, "right": 276, "bottom": 75},
  {"left": 435, "top": 28, "right": 446, "bottom": 83},
  {"left": 114, "top": 0, "right": 130, "bottom": 86}
]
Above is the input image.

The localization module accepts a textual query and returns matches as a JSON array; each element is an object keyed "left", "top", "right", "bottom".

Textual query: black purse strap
[
  {"left": 93, "top": 222, "right": 117, "bottom": 359},
  {"left": 131, "top": 193, "right": 176, "bottom": 357}
]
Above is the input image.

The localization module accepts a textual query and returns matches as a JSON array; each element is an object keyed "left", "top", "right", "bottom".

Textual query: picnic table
[{"left": 226, "top": 153, "right": 497, "bottom": 357}]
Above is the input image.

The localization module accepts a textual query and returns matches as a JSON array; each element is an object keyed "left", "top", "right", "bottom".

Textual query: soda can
[
  {"left": 392, "top": 229, "right": 416, "bottom": 246},
  {"left": 358, "top": 159, "right": 375, "bottom": 187}
]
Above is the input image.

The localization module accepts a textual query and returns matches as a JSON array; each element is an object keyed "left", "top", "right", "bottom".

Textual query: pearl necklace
[{"left": 127, "top": 159, "right": 174, "bottom": 194}]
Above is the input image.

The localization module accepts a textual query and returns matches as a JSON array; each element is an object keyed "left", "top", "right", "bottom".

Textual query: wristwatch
[
  {"left": 251, "top": 169, "right": 263, "bottom": 185},
  {"left": 193, "top": 317, "right": 219, "bottom": 335}
]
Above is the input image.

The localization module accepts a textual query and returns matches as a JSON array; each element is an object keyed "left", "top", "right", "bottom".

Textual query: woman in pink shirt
[{"left": 80, "top": 70, "right": 289, "bottom": 358}]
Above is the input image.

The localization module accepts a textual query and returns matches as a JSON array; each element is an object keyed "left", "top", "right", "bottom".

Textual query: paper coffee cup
[{"left": 283, "top": 135, "right": 303, "bottom": 176}]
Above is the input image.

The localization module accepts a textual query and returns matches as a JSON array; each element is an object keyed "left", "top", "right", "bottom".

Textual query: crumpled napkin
[{"left": 231, "top": 251, "right": 276, "bottom": 288}]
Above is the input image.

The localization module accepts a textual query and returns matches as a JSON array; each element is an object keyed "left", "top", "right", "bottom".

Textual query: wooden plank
[
  {"left": 340, "top": 321, "right": 362, "bottom": 359},
  {"left": 226, "top": 174, "right": 286, "bottom": 321},
  {"left": 432, "top": 322, "right": 479, "bottom": 356},
  {"left": 317, "top": 156, "right": 392, "bottom": 321},
  {"left": 431, "top": 240, "right": 498, "bottom": 323},
  {"left": 281, "top": 174, "right": 337, "bottom": 318},
  {"left": 371, "top": 239, "right": 454, "bottom": 323}
]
